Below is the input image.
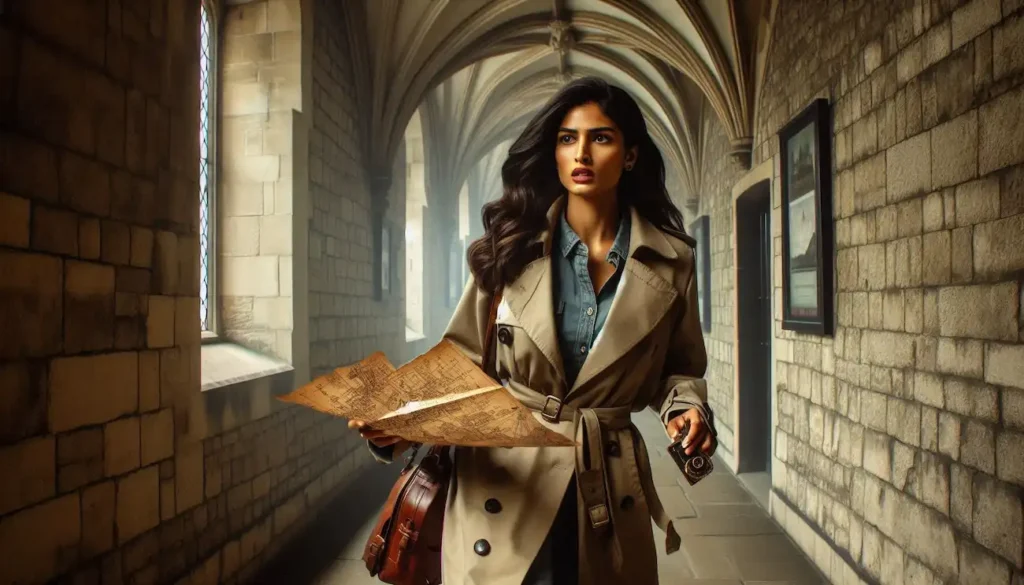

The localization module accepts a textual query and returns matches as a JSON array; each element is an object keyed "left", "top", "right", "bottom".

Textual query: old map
[{"left": 278, "top": 340, "right": 574, "bottom": 447}]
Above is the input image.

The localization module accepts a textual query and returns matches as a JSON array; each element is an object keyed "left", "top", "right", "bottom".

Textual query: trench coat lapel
[
  {"left": 502, "top": 198, "right": 568, "bottom": 391},
  {"left": 569, "top": 205, "right": 680, "bottom": 394}
]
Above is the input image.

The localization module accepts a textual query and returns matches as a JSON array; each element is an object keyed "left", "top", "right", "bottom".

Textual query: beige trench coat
[{"left": 438, "top": 196, "right": 712, "bottom": 585}]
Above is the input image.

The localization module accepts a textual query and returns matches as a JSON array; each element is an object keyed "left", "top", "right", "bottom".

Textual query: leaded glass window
[{"left": 199, "top": 1, "right": 215, "bottom": 331}]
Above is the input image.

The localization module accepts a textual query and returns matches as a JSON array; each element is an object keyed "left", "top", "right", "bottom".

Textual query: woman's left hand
[{"left": 667, "top": 408, "right": 716, "bottom": 456}]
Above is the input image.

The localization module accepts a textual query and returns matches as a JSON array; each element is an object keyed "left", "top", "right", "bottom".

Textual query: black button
[
  {"left": 605, "top": 440, "right": 620, "bottom": 457},
  {"left": 497, "top": 326, "right": 513, "bottom": 346},
  {"left": 484, "top": 498, "right": 502, "bottom": 514},
  {"left": 474, "top": 539, "right": 491, "bottom": 556},
  {"left": 620, "top": 496, "right": 634, "bottom": 510}
]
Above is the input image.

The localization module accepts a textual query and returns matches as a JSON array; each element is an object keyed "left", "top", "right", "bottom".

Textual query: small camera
[{"left": 667, "top": 436, "right": 714, "bottom": 485}]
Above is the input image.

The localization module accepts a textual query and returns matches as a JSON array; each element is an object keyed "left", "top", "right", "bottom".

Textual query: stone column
[{"left": 370, "top": 174, "right": 391, "bottom": 301}]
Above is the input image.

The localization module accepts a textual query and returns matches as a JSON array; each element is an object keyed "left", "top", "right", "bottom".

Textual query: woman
[{"left": 350, "top": 76, "right": 716, "bottom": 585}]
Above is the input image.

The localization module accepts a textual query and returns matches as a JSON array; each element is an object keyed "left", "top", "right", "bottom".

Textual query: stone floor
[{"left": 254, "top": 409, "right": 827, "bottom": 585}]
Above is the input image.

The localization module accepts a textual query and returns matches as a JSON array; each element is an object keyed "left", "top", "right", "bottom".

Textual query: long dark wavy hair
[{"left": 466, "top": 76, "right": 687, "bottom": 294}]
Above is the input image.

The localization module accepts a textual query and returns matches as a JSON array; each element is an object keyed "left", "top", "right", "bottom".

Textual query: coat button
[
  {"left": 605, "top": 440, "right": 620, "bottom": 457},
  {"left": 497, "top": 326, "right": 513, "bottom": 346},
  {"left": 474, "top": 539, "right": 491, "bottom": 556},
  {"left": 620, "top": 496, "right": 634, "bottom": 510},
  {"left": 484, "top": 498, "right": 502, "bottom": 514}
]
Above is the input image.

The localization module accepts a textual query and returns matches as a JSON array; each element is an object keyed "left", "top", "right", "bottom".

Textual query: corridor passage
[{"left": 256, "top": 408, "right": 826, "bottom": 585}]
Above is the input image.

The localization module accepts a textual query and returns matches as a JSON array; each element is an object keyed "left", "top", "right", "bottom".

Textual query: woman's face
[{"left": 555, "top": 102, "right": 637, "bottom": 201}]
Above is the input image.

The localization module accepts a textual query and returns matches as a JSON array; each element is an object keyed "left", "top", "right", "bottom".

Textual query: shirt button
[
  {"left": 580, "top": 345, "right": 587, "bottom": 354},
  {"left": 586, "top": 307, "right": 594, "bottom": 316}
]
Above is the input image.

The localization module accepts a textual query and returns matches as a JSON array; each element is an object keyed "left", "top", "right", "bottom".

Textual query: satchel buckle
[{"left": 541, "top": 395, "right": 563, "bottom": 422}]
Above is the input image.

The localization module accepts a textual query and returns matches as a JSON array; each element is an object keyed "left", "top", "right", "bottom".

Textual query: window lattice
[{"left": 199, "top": 2, "right": 213, "bottom": 330}]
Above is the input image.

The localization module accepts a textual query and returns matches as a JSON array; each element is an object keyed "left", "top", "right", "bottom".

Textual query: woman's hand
[
  {"left": 666, "top": 409, "right": 716, "bottom": 456},
  {"left": 348, "top": 420, "right": 412, "bottom": 456}
]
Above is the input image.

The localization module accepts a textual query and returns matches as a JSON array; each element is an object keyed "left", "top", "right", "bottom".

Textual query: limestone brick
[
  {"left": 951, "top": 0, "right": 1002, "bottom": 50},
  {"left": 1005, "top": 387, "right": 1024, "bottom": 431},
  {"left": 973, "top": 473, "right": 1023, "bottom": 566},
  {"left": 139, "top": 350, "right": 160, "bottom": 412},
  {"left": 887, "top": 133, "right": 932, "bottom": 203},
  {"left": 56, "top": 427, "right": 103, "bottom": 493},
  {"left": 0, "top": 436, "right": 55, "bottom": 517},
  {"left": 993, "top": 11, "right": 1024, "bottom": 81},
  {"left": 979, "top": 85, "right": 1024, "bottom": 175},
  {"left": 175, "top": 441, "right": 204, "bottom": 514},
  {"left": 932, "top": 110, "right": 979, "bottom": 189},
  {"left": 66, "top": 261, "right": 117, "bottom": 354},
  {"left": 921, "top": 405, "right": 939, "bottom": 451},
  {"left": 141, "top": 409, "right": 174, "bottom": 466},
  {"left": 116, "top": 465, "right": 159, "bottom": 544},
  {"left": 960, "top": 539, "right": 1013, "bottom": 585},
  {"left": 222, "top": 256, "right": 280, "bottom": 296},
  {"left": 951, "top": 226, "right": 973, "bottom": 283},
  {"left": 922, "top": 192, "right": 944, "bottom": 232},
  {"left": 961, "top": 419, "right": 996, "bottom": 474},
  {"left": 146, "top": 295, "right": 175, "bottom": 348},
  {"left": 50, "top": 352, "right": 138, "bottom": 432},
  {"left": 259, "top": 215, "right": 292, "bottom": 255},
  {"left": 81, "top": 481, "right": 115, "bottom": 559},
  {"left": 954, "top": 176, "right": 1000, "bottom": 228},
  {"left": 939, "top": 411, "right": 961, "bottom": 460},
  {"left": 0, "top": 250, "right": 63, "bottom": 358},
  {"left": 130, "top": 227, "right": 154, "bottom": 268},
  {"left": 79, "top": 217, "right": 101, "bottom": 260},
  {"left": 153, "top": 231, "right": 179, "bottom": 296},
  {"left": 951, "top": 463, "right": 974, "bottom": 533},
  {"left": 0, "top": 494, "right": 80, "bottom": 584},
  {"left": 104, "top": 416, "right": 141, "bottom": 477},
  {"left": 223, "top": 216, "right": 260, "bottom": 256},
  {"left": 914, "top": 371, "right": 944, "bottom": 408},
  {"left": 175, "top": 296, "right": 200, "bottom": 348},
  {"left": 0, "top": 361, "right": 47, "bottom": 445},
  {"left": 921, "top": 230, "right": 952, "bottom": 285},
  {"left": 996, "top": 430, "right": 1024, "bottom": 485},
  {"left": 161, "top": 477, "right": 175, "bottom": 521},
  {"left": 938, "top": 282, "right": 1019, "bottom": 341},
  {"left": 974, "top": 214, "right": 1024, "bottom": 279}
]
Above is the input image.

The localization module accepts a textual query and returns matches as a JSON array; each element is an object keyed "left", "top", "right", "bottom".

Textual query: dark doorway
[{"left": 736, "top": 181, "right": 772, "bottom": 480}]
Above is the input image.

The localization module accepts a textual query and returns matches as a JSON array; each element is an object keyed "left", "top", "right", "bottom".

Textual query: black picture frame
[
  {"left": 779, "top": 98, "right": 834, "bottom": 336},
  {"left": 688, "top": 215, "right": 711, "bottom": 333}
]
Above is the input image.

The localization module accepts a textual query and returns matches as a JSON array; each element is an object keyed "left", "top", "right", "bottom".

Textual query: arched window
[{"left": 199, "top": 0, "right": 217, "bottom": 332}]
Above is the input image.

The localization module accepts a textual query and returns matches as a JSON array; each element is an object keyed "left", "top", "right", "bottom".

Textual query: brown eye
[{"left": 559, "top": 135, "right": 574, "bottom": 144}]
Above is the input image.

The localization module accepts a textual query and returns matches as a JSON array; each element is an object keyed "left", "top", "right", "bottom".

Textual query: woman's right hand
[{"left": 348, "top": 419, "right": 412, "bottom": 456}]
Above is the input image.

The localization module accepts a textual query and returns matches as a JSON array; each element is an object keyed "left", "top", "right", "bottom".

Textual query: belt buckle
[{"left": 541, "top": 395, "right": 563, "bottom": 422}]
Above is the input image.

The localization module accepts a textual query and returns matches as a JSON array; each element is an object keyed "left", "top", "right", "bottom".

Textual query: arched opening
[{"left": 405, "top": 111, "right": 427, "bottom": 341}]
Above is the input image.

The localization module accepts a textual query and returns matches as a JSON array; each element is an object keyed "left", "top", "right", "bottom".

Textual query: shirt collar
[{"left": 557, "top": 207, "right": 632, "bottom": 265}]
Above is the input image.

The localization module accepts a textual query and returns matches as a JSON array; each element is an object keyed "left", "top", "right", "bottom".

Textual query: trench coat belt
[{"left": 514, "top": 392, "right": 683, "bottom": 568}]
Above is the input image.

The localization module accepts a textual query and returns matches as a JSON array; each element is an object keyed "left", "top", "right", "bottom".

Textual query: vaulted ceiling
[{"left": 342, "top": 0, "right": 777, "bottom": 212}]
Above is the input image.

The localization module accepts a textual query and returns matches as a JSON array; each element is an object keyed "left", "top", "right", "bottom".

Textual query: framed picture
[
  {"left": 688, "top": 215, "right": 711, "bottom": 332},
  {"left": 779, "top": 98, "right": 834, "bottom": 335},
  {"left": 381, "top": 222, "right": 392, "bottom": 295}
]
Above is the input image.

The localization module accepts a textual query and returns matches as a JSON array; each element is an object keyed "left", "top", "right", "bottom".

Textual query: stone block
[
  {"left": 1004, "top": 387, "right": 1024, "bottom": 431},
  {"left": 0, "top": 132, "right": 60, "bottom": 203},
  {"left": 996, "top": 430, "right": 1024, "bottom": 485},
  {"left": 222, "top": 217, "right": 259, "bottom": 256},
  {"left": 141, "top": 409, "right": 174, "bottom": 466},
  {"left": 960, "top": 539, "right": 1013, "bottom": 585},
  {"left": 979, "top": 85, "right": 1024, "bottom": 175},
  {"left": 887, "top": 133, "right": 932, "bottom": 203},
  {"left": 861, "top": 243, "right": 887, "bottom": 290},
  {"left": 961, "top": 419, "right": 996, "bottom": 474},
  {"left": 78, "top": 217, "right": 101, "bottom": 260},
  {"left": 939, "top": 411, "right": 961, "bottom": 460},
  {"left": 938, "top": 282, "right": 1019, "bottom": 341},
  {"left": 922, "top": 405, "right": 939, "bottom": 451},
  {"left": 139, "top": 350, "right": 160, "bottom": 412},
  {"left": 58, "top": 151, "right": 112, "bottom": 217},
  {"left": 259, "top": 214, "right": 292, "bottom": 255},
  {"left": 0, "top": 436, "right": 55, "bottom": 517},
  {"left": 116, "top": 465, "right": 159, "bottom": 544},
  {"left": 951, "top": 0, "right": 1002, "bottom": 50},
  {"left": 914, "top": 371, "right": 945, "bottom": 408},
  {"left": 64, "top": 260, "right": 115, "bottom": 353},
  {"left": 82, "top": 480, "right": 115, "bottom": 558},
  {"left": 974, "top": 215, "right": 1024, "bottom": 279},
  {"left": 887, "top": 398, "right": 922, "bottom": 447},
  {"left": 175, "top": 441, "right": 204, "bottom": 514},
  {"left": 993, "top": 11, "right": 1024, "bottom": 81},
  {"left": 222, "top": 256, "right": 280, "bottom": 297},
  {"left": 153, "top": 231, "right": 179, "bottom": 295},
  {"left": 922, "top": 192, "right": 944, "bottom": 232},
  {"left": 932, "top": 110, "right": 978, "bottom": 189},
  {"left": 921, "top": 231, "right": 952, "bottom": 285},
  {"left": 50, "top": 352, "right": 138, "bottom": 432},
  {"left": 937, "top": 338, "right": 985, "bottom": 379},
  {"left": 897, "top": 36, "right": 925, "bottom": 86},
  {"left": 951, "top": 226, "right": 973, "bottom": 283},
  {"left": 0, "top": 493, "right": 80, "bottom": 584},
  {"left": 159, "top": 347, "right": 189, "bottom": 409},
  {"left": 31, "top": 205, "right": 78, "bottom": 256},
  {"left": 973, "top": 472, "right": 1023, "bottom": 566},
  {"left": 146, "top": 295, "right": 175, "bottom": 348},
  {"left": 0, "top": 193, "right": 30, "bottom": 248},
  {"left": 175, "top": 296, "right": 200, "bottom": 347},
  {"left": 0, "top": 361, "right": 47, "bottom": 445},
  {"left": 161, "top": 477, "right": 175, "bottom": 521},
  {"left": 861, "top": 390, "right": 889, "bottom": 432},
  {"left": 951, "top": 463, "right": 974, "bottom": 533},
  {"left": 955, "top": 176, "right": 999, "bottom": 227},
  {"left": 56, "top": 427, "right": 103, "bottom": 493},
  {"left": 100, "top": 220, "right": 131, "bottom": 266},
  {"left": 104, "top": 416, "right": 140, "bottom": 477},
  {"left": 852, "top": 111, "right": 879, "bottom": 163}
]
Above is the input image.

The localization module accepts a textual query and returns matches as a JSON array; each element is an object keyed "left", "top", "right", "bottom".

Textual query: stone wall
[
  {"left": 308, "top": 0, "right": 406, "bottom": 376},
  {"left": 734, "top": 0, "right": 1024, "bottom": 583},
  {"left": 0, "top": 1, "right": 378, "bottom": 583},
  {"left": 695, "top": 104, "right": 748, "bottom": 458}
]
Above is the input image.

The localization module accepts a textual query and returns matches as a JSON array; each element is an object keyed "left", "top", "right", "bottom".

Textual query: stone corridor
[{"left": 1, "top": 0, "right": 1023, "bottom": 584}]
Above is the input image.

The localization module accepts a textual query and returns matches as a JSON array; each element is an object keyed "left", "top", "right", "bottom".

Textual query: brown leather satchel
[{"left": 363, "top": 292, "right": 503, "bottom": 585}]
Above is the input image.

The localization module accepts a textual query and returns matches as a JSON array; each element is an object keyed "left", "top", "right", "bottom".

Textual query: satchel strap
[{"left": 481, "top": 291, "right": 503, "bottom": 381}]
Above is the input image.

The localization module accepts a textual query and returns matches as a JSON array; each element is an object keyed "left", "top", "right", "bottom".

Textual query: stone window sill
[
  {"left": 406, "top": 327, "right": 426, "bottom": 343},
  {"left": 200, "top": 341, "right": 293, "bottom": 392}
]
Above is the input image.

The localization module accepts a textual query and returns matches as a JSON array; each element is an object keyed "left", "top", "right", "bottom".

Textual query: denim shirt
[{"left": 553, "top": 209, "right": 631, "bottom": 389}]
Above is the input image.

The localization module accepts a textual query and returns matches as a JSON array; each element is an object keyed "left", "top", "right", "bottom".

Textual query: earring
[{"left": 625, "top": 163, "right": 634, "bottom": 171}]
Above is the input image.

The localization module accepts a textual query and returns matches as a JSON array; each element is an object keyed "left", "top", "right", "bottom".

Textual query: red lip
[{"left": 572, "top": 167, "right": 594, "bottom": 177}]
